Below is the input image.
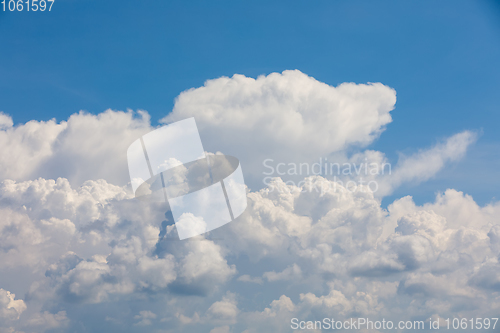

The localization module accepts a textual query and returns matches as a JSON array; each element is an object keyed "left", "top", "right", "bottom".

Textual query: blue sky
[
  {"left": 1, "top": 2, "right": 500, "bottom": 332},
  {"left": 1, "top": 0, "right": 500, "bottom": 206}
]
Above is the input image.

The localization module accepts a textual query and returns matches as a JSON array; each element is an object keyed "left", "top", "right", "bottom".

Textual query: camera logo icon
[{"left": 127, "top": 117, "right": 247, "bottom": 240}]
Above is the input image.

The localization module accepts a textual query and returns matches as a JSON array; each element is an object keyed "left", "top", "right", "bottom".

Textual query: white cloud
[
  {"left": 209, "top": 326, "right": 231, "bottom": 333},
  {"left": 0, "top": 113, "right": 13, "bottom": 130},
  {"left": 175, "top": 311, "right": 200, "bottom": 325},
  {"left": 263, "top": 263, "right": 302, "bottom": 282},
  {"left": 26, "top": 311, "right": 69, "bottom": 330},
  {"left": 0, "top": 71, "right": 474, "bottom": 200},
  {"left": 0, "top": 71, "right": 493, "bottom": 332},
  {"left": 0, "top": 173, "right": 497, "bottom": 332},
  {"left": 170, "top": 240, "right": 237, "bottom": 296},
  {"left": 134, "top": 310, "right": 157, "bottom": 326},
  {"left": 0, "top": 289, "right": 26, "bottom": 321},
  {"left": 0, "top": 110, "right": 151, "bottom": 187},
  {"left": 236, "top": 275, "right": 263, "bottom": 284},
  {"left": 300, "top": 288, "right": 353, "bottom": 315},
  {"left": 162, "top": 70, "right": 396, "bottom": 189},
  {"left": 207, "top": 292, "right": 239, "bottom": 320},
  {"left": 377, "top": 130, "right": 477, "bottom": 196}
]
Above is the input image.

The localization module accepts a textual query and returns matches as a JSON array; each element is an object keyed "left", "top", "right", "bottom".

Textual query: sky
[
  {"left": 0, "top": 1, "right": 500, "bottom": 332},
  {"left": 1, "top": 0, "right": 500, "bottom": 205}
]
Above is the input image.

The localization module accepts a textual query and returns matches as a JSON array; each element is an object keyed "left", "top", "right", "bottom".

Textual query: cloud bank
[{"left": 0, "top": 71, "right": 492, "bottom": 332}]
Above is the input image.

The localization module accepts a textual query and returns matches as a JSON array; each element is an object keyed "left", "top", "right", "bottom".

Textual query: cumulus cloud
[
  {"left": 162, "top": 70, "right": 396, "bottom": 188},
  {"left": 222, "top": 178, "right": 498, "bottom": 332},
  {"left": 0, "top": 71, "right": 492, "bottom": 332},
  {"left": 0, "top": 175, "right": 237, "bottom": 331},
  {"left": 0, "top": 289, "right": 26, "bottom": 321},
  {"left": 209, "top": 326, "right": 231, "bottom": 333},
  {"left": 0, "top": 110, "right": 151, "bottom": 187},
  {"left": 207, "top": 292, "right": 239, "bottom": 321},
  {"left": 0, "top": 112, "right": 13, "bottom": 130},
  {"left": 0, "top": 174, "right": 497, "bottom": 332},
  {"left": 134, "top": 310, "right": 157, "bottom": 326},
  {"left": 236, "top": 275, "right": 263, "bottom": 284},
  {"left": 26, "top": 311, "right": 69, "bottom": 330},
  {"left": 0, "top": 71, "right": 474, "bottom": 197},
  {"left": 263, "top": 263, "right": 302, "bottom": 282}
]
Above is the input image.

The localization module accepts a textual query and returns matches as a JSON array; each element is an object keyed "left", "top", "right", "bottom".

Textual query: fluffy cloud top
[
  {"left": 162, "top": 70, "right": 396, "bottom": 187},
  {"left": 0, "top": 71, "right": 492, "bottom": 332},
  {"left": 0, "top": 110, "right": 151, "bottom": 187},
  {"left": 0, "top": 174, "right": 496, "bottom": 332},
  {"left": 0, "top": 71, "right": 474, "bottom": 195},
  {"left": 0, "top": 289, "right": 26, "bottom": 321}
]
